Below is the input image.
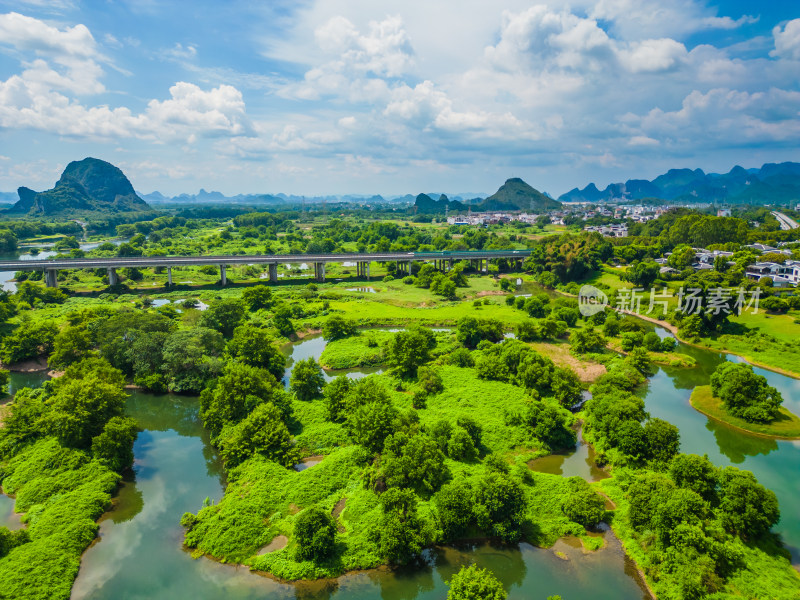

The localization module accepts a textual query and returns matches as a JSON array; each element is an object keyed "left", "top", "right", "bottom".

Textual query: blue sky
[{"left": 0, "top": 0, "right": 798, "bottom": 197}]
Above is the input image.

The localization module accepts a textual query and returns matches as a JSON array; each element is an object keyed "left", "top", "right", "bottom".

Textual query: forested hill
[
  {"left": 559, "top": 162, "right": 800, "bottom": 204},
  {"left": 413, "top": 178, "right": 561, "bottom": 214},
  {"left": 482, "top": 178, "right": 561, "bottom": 211},
  {"left": 8, "top": 157, "right": 151, "bottom": 217}
]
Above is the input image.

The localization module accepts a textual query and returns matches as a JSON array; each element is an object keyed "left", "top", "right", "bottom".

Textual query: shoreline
[
  {"left": 187, "top": 529, "right": 655, "bottom": 598},
  {"left": 689, "top": 385, "right": 800, "bottom": 441},
  {"left": 552, "top": 285, "right": 800, "bottom": 380},
  {"left": 623, "top": 310, "right": 800, "bottom": 380}
]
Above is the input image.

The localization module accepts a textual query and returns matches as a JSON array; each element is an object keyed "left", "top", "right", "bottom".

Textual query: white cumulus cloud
[{"left": 771, "top": 19, "right": 800, "bottom": 61}]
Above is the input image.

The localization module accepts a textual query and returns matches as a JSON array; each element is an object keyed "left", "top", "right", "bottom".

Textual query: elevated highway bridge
[{"left": 0, "top": 250, "right": 532, "bottom": 287}]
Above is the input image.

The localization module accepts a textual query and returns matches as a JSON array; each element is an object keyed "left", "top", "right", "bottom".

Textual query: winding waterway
[{"left": 2, "top": 327, "right": 799, "bottom": 598}]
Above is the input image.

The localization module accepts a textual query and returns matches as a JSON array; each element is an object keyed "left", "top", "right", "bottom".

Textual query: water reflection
[
  {"left": 0, "top": 490, "right": 22, "bottom": 530},
  {"left": 528, "top": 428, "right": 608, "bottom": 482},
  {"left": 704, "top": 418, "right": 778, "bottom": 464},
  {"left": 639, "top": 333, "right": 800, "bottom": 565},
  {"left": 281, "top": 334, "right": 383, "bottom": 390}
]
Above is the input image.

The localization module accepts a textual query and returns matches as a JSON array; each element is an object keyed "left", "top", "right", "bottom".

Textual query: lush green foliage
[
  {"left": 290, "top": 357, "right": 326, "bottom": 401},
  {"left": 322, "top": 315, "right": 357, "bottom": 341},
  {"left": 293, "top": 506, "right": 337, "bottom": 562},
  {"left": 387, "top": 325, "right": 436, "bottom": 376},
  {"left": 446, "top": 564, "right": 507, "bottom": 600},
  {"left": 0, "top": 358, "right": 134, "bottom": 600},
  {"left": 710, "top": 362, "right": 783, "bottom": 423},
  {"left": 226, "top": 324, "right": 286, "bottom": 380}
]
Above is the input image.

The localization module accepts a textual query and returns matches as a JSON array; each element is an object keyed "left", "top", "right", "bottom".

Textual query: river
[
  {"left": 0, "top": 239, "right": 126, "bottom": 292},
  {"left": 1, "top": 328, "right": 798, "bottom": 598}
]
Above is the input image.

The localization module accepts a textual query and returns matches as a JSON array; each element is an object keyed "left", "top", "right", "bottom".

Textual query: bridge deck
[{"left": 0, "top": 250, "right": 531, "bottom": 271}]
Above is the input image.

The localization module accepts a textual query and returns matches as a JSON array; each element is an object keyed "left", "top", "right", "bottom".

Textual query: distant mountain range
[
  {"left": 559, "top": 162, "right": 800, "bottom": 205},
  {"left": 140, "top": 189, "right": 394, "bottom": 206},
  {"left": 414, "top": 178, "right": 561, "bottom": 214},
  {"left": 7, "top": 158, "right": 151, "bottom": 216}
]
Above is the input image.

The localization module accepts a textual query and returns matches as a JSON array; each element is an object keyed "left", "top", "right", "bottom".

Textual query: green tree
[
  {"left": 431, "top": 274, "right": 457, "bottom": 299},
  {"left": 626, "top": 347, "right": 654, "bottom": 376},
  {"left": 622, "top": 260, "right": 660, "bottom": 288},
  {"left": 48, "top": 324, "right": 94, "bottom": 369},
  {"left": 669, "top": 454, "right": 718, "bottom": 502},
  {"left": 200, "top": 361, "right": 285, "bottom": 437},
  {"left": 516, "top": 320, "right": 539, "bottom": 342},
  {"left": 457, "top": 317, "right": 504, "bottom": 349},
  {"left": 162, "top": 327, "right": 225, "bottom": 393},
  {"left": 96, "top": 310, "right": 174, "bottom": 373},
  {"left": 242, "top": 285, "right": 274, "bottom": 311},
  {"left": 216, "top": 402, "right": 295, "bottom": 468},
  {"left": 508, "top": 401, "right": 575, "bottom": 450},
  {"left": 91, "top": 416, "right": 138, "bottom": 472},
  {"left": 561, "top": 477, "right": 605, "bottom": 528},
  {"left": 323, "top": 375, "right": 353, "bottom": 422},
  {"left": 0, "top": 527, "right": 29, "bottom": 559},
  {"left": 644, "top": 418, "right": 680, "bottom": 463},
  {"left": 651, "top": 488, "right": 707, "bottom": 547},
  {"left": 388, "top": 325, "right": 436, "bottom": 376},
  {"left": 626, "top": 471, "right": 676, "bottom": 531},
  {"left": 378, "top": 488, "right": 427, "bottom": 564},
  {"left": 199, "top": 298, "right": 247, "bottom": 338},
  {"left": 346, "top": 396, "right": 398, "bottom": 453},
  {"left": 272, "top": 305, "right": 295, "bottom": 337},
  {"left": 0, "top": 228, "right": 18, "bottom": 252},
  {"left": 227, "top": 325, "right": 286, "bottom": 380},
  {"left": 710, "top": 362, "right": 783, "bottom": 423},
  {"left": 643, "top": 332, "right": 662, "bottom": 352},
  {"left": 473, "top": 471, "right": 526, "bottom": 542},
  {"left": 668, "top": 245, "right": 696, "bottom": 269},
  {"left": 434, "top": 478, "right": 475, "bottom": 540},
  {"left": 446, "top": 564, "right": 507, "bottom": 600},
  {"left": 447, "top": 427, "right": 478, "bottom": 461},
  {"left": 323, "top": 315, "right": 357, "bottom": 341},
  {"left": 677, "top": 314, "right": 704, "bottom": 340},
  {"left": 550, "top": 368, "right": 583, "bottom": 408},
  {"left": 417, "top": 366, "right": 443, "bottom": 395},
  {"left": 0, "top": 320, "right": 58, "bottom": 364},
  {"left": 130, "top": 330, "right": 169, "bottom": 391},
  {"left": 569, "top": 327, "right": 606, "bottom": 354},
  {"left": 46, "top": 373, "right": 127, "bottom": 449},
  {"left": 717, "top": 467, "right": 779, "bottom": 539},
  {"left": 381, "top": 432, "right": 450, "bottom": 494},
  {"left": 290, "top": 357, "right": 326, "bottom": 401},
  {"left": 293, "top": 506, "right": 337, "bottom": 562}
]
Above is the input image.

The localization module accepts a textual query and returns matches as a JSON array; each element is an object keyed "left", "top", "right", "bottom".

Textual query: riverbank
[
  {"left": 622, "top": 310, "right": 800, "bottom": 380},
  {"left": 553, "top": 287, "right": 800, "bottom": 380},
  {"left": 690, "top": 385, "right": 800, "bottom": 440}
]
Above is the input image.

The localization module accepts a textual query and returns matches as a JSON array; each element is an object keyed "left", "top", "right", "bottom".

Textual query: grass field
[{"left": 690, "top": 385, "right": 800, "bottom": 439}]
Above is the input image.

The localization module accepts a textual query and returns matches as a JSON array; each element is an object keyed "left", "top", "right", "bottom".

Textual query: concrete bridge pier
[
  {"left": 357, "top": 261, "right": 370, "bottom": 279},
  {"left": 45, "top": 269, "right": 58, "bottom": 288},
  {"left": 397, "top": 261, "right": 410, "bottom": 276},
  {"left": 167, "top": 267, "right": 173, "bottom": 286},
  {"left": 269, "top": 263, "right": 278, "bottom": 283},
  {"left": 220, "top": 265, "right": 227, "bottom": 286},
  {"left": 482, "top": 259, "right": 489, "bottom": 274},
  {"left": 107, "top": 268, "right": 119, "bottom": 286},
  {"left": 314, "top": 262, "right": 326, "bottom": 282}
]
